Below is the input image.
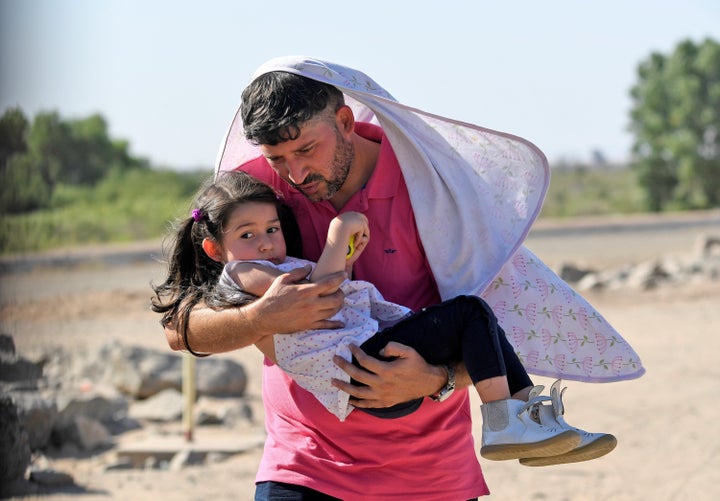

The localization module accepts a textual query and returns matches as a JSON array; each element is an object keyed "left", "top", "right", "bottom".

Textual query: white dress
[{"left": 219, "top": 256, "right": 411, "bottom": 420}]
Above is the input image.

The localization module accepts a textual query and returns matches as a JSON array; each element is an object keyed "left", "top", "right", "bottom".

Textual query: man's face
[{"left": 260, "top": 114, "right": 354, "bottom": 202}]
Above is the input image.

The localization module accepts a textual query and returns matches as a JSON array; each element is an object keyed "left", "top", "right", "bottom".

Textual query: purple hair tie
[{"left": 191, "top": 209, "right": 203, "bottom": 222}]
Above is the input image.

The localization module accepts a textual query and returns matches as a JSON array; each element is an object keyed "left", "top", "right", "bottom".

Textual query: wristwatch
[{"left": 429, "top": 364, "right": 456, "bottom": 402}]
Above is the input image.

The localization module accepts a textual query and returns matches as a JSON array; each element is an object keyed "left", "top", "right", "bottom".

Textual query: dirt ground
[{"left": 2, "top": 211, "right": 719, "bottom": 500}]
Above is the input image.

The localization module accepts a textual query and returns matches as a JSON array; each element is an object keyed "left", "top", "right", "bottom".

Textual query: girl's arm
[
  {"left": 225, "top": 261, "right": 304, "bottom": 297},
  {"left": 310, "top": 212, "right": 369, "bottom": 282}
]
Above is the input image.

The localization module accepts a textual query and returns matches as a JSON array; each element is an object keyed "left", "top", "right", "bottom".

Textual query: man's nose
[{"left": 286, "top": 159, "right": 308, "bottom": 185}]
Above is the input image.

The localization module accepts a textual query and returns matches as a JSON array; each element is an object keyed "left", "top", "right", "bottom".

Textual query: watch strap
[{"left": 429, "top": 364, "right": 456, "bottom": 402}]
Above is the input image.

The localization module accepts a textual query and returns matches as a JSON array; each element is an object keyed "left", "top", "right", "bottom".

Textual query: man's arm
[{"left": 164, "top": 266, "right": 347, "bottom": 354}]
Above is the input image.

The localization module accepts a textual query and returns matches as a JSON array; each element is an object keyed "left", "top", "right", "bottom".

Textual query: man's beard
[{"left": 292, "top": 129, "right": 354, "bottom": 202}]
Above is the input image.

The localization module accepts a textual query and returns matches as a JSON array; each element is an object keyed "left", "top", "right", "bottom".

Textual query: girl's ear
[{"left": 202, "top": 238, "right": 223, "bottom": 263}]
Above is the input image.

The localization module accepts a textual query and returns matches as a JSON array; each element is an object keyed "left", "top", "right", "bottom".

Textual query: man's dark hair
[{"left": 240, "top": 72, "right": 345, "bottom": 146}]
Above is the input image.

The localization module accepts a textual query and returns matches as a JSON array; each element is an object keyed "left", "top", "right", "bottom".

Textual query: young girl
[{"left": 152, "top": 170, "right": 616, "bottom": 465}]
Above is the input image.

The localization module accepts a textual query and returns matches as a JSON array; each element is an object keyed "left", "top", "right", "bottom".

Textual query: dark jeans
[
  {"left": 254, "top": 481, "right": 340, "bottom": 500},
  {"left": 254, "top": 481, "right": 478, "bottom": 501},
  {"left": 355, "top": 295, "right": 533, "bottom": 418}
]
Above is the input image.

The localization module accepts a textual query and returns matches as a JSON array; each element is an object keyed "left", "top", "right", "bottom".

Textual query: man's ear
[
  {"left": 335, "top": 105, "right": 355, "bottom": 136},
  {"left": 202, "top": 238, "right": 223, "bottom": 263}
]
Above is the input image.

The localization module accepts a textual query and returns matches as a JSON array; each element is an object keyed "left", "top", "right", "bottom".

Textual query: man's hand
[
  {"left": 331, "top": 342, "right": 447, "bottom": 408},
  {"left": 252, "top": 267, "right": 347, "bottom": 335}
]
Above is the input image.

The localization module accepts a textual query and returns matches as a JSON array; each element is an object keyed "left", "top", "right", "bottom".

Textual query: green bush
[
  {"left": 0, "top": 168, "right": 208, "bottom": 254},
  {"left": 540, "top": 166, "right": 645, "bottom": 218},
  {"left": 0, "top": 162, "right": 650, "bottom": 255}
]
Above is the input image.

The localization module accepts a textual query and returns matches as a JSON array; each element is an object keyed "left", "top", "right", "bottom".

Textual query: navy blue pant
[
  {"left": 254, "top": 481, "right": 478, "bottom": 500},
  {"left": 355, "top": 295, "right": 532, "bottom": 417}
]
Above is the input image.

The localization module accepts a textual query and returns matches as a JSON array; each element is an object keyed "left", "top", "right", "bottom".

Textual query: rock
[
  {"left": 0, "top": 334, "right": 43, "bottom": 382},
  {"left": 104, "top": 458, "right": 134, "bottom": 471},
  {"left": 103, "top": 342, "right": 179, "bottom": 398},
  {"left": 558, "top": 262, "right": 594, "bottom": 283},
  {"left": 128, "top": 388, "right": 184, "bottom": 422},
  {"left": 53, "top": 414, "right": 114, "bottom": 451},
  {"left": 693, "top": 233, "right": 720, "bottom": 259},
  {"left": 576, "top": 272, "right": 606, "bottom": 291},
  {"left": 9, "top": 390, "right": 58, "bottom": 450},
  {"left": 625, "top": 260, "right": 669, "bottom": 290},
  {"left": 196, "top": 358, "right": 247, "bottom": 397},
  {"left": 0, "top": 396, "right": 32, "bottom": 484},
  {"left": 55, "top": 388, "right": 129, "bottom": 428},
  {"left": 194, "top": 396, "right": 255, "bottom": 426},
  {"left": 28, "top": 468, "right": 75, "bottom": 487},
  {"left": 95, "top": 342, "right": 247, "bottom": 399},
  {"left": 0, "top": 333, "right": 15, "bottom": 354}
]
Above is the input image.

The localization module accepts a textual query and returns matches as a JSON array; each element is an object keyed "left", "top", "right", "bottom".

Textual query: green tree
[
  {"left": 0, "top": 107, "right": 29, "bottom": 168},
  {"left": 629, "top": 38, "right": 720, "bottom": 211},
  {"left": 25, "top": 111, "right": 71, "bottom": 193},
  {"left": 66, "top": 113, "right": 148, "bottom": 184},
  {"left": 0, "top": 153, "right": 52, "bottom": 213},
  {"left": 0, "top": 109, "right": 149, "bottom": 214},
  {"left": 0, "top": 108, "right": 50, "bottom": 213}
]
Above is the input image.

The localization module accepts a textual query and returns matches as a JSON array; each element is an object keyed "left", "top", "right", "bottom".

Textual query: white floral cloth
[{"left": 216, "top": 56, "right": 645, "bottom": 383}]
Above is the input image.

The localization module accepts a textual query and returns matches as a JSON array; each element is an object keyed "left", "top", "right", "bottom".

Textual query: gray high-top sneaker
[
  {"left": 480, "top": 397, "right": 581, "bottom": 461},
  {"left": 519, "top": 379, "right": 617, "bottom": 467}
]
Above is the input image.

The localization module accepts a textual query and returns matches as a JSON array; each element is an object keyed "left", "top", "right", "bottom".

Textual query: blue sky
[{"left": 1, "top": 0, "right": 718, "bottom": 170}]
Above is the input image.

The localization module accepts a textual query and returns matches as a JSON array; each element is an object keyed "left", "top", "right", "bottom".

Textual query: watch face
[{"left": 435, "top": 386, "right": 455, "bottom": 402}]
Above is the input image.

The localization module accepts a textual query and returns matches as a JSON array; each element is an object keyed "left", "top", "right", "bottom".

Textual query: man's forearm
[
  {"left": 164, "top": 303, "right": 270, "bottom": 355},
  {"left": 164, "top": 269, "right": 347, "bottom": 356}
]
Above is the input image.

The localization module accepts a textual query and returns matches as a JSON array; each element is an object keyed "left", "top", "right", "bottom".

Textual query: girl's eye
[
  {"left": 267, "top": 227, "right": 280, "bottom": 234},
  {"left": 240, "top": 232, "right": 254, "bottom": 239}
]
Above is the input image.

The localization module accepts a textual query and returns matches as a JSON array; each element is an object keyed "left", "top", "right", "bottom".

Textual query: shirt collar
[{"left": 353, "top": 122, "right": 400, "bottom": 201}]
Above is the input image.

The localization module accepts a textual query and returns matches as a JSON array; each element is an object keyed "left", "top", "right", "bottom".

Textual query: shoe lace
[{"left": 518, "top": 395, "right": 552, "bottom": 422}]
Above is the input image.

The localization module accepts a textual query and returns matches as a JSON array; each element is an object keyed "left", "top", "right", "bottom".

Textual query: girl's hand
[
  {"left": 334, "top": 212, "right": 369, "bottom": 266},
  {"left": 314, "top": 212, "right": 370, "bottom": 283}
]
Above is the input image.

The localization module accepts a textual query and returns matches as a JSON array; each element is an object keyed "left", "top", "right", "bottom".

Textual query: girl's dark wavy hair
[
  {"left": 150, "top": 170, "right": 302, "bottom": 356},
  {"left": 240, "top": 71, "right": 345, "bottom": 146}
]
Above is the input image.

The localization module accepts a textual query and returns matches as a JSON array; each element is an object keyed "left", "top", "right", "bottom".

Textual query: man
[{"left": 166, "top": 57, "right": 643, "bottom": 499}]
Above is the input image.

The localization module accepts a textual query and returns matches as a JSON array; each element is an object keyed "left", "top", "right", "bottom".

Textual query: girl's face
[{"left": 215, "top": 202, "right": 287, "bottom": 264}]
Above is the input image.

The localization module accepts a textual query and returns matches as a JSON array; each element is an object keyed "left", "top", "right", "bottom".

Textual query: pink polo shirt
[{"left": 237, "top": 123, "right": 489, "bottom": 500}]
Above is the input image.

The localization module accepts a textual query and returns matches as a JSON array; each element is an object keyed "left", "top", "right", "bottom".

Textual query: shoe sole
[
  {"left": 480, "top": 430, "right": 581, "bottom": 461},
  {"left": 519, "top": 434, "right": 617, "bottom": 467}
]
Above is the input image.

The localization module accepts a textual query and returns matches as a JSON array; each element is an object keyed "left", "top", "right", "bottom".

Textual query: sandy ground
[{"left": 2, "top": 211, "right": 720, "bottom": 500}]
